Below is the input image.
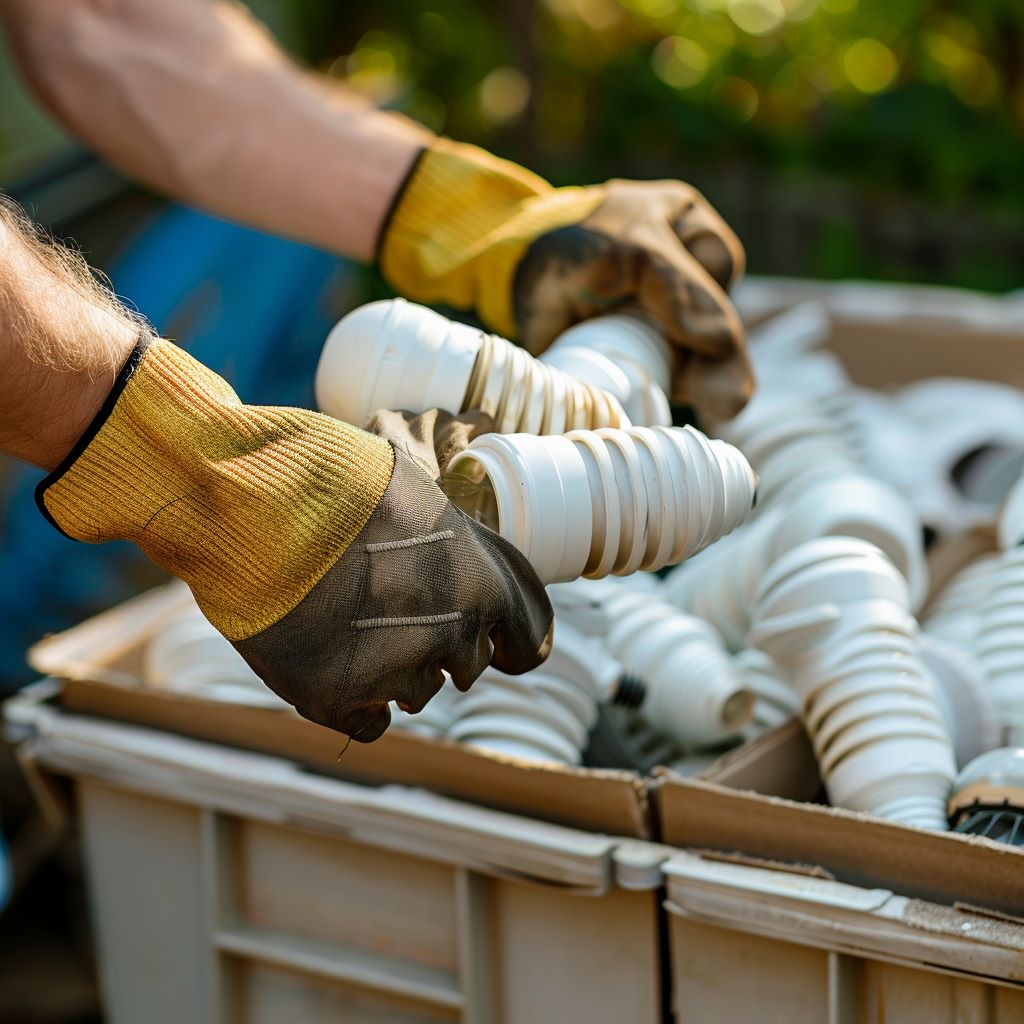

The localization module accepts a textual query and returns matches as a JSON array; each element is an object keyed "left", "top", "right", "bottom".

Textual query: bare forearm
[
  {"left": 2, "top": 0, "right": 430, "bottom": 262},
  {"left": 0, "top": 198, "right": 141, "bottom": 469}
]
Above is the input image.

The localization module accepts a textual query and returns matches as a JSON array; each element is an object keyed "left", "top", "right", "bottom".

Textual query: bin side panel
[
  {"left": 77, "top": 781, "right": 208, "bottom": 1024},
  {"left": 669, "top": 917, "right": 828, "bottom": 1023},
  {"left": 237, "top": 961, "right": 458, "bottom": 1024},
  {"left": 235, "top": 819, "right": 458, "bottom": 973},
  {"left": 487, "top": 880, "right": 660, "bottom": 1024}
]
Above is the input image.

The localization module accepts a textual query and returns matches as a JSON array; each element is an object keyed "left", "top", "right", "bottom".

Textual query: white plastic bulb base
[
  {"left": 316, "top": 298, "right": 628, "bottom": 433},
  {"left": 950, "top": 746, "right": 1024, "bottom": 815},
  {"left": 444, "top": 425, "right": 756, "bottom": 584},
  {"left": 316, "top": 299, "right": 478, "bottom": 427}
]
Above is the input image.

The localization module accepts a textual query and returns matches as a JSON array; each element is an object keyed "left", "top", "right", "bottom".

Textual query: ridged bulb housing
[
  {"left": 735, "top": 648, "right": 800, "bottom": 735},
  {"left": 974, "top": 545, "right": 1024, "bottom": 746},
  {"left": 444, "top": 425, "right": 756, "bottom": 584},
  {"left": 144, "top": 602, "right": 286, "bottom": 709},
  {"left": 664, "top": 472, "right": 928, "bottom": 648},
  {"left": 602, "top": 590, "right": 754, "bottom": 746},
  {"left": 315, "top": 298, "right": 627, "bottom": 431},
  {"left": 389, "top": 678, "right": 464, "bottom": 737},
  {"left": 446, "top": 621, "right": 615, "bottom": 764},
  {"left": 750, "top": 537, "right": 956, "bottom": 830},
  {"left": 542, "top": 313, "right": 673, "bottom": 427},
  {"left": 922, "top": 552, "right": 1001, "bottom": 651}
]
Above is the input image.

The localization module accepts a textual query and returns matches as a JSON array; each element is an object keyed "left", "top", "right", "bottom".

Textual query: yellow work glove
[
  {"left": 379, "top": 139, "right": 752, "bottom": 422},
  {"left": 37, "top": 336, "right": 553, "bottom": 740}
]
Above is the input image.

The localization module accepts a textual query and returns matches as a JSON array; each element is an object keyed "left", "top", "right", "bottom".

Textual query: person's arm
[
  {"left": 0, "top": 198, "right": 552, "bottom": 739},
  {"left": 0, "top": 197, "right": 139, "bottom": 469},
  {"left": 1, "top": 0, "right": 428, "bottom": 262},
  {"left": 1, "top": 0, "right": 753, "bottom": 420}
]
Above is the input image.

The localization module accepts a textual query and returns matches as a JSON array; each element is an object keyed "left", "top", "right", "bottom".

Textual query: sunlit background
[{"left": 3, "top": 0, "right": 1024, "bottom": 290}]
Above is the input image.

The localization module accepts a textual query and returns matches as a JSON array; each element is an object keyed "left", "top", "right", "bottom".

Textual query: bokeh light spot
[
  {"left": 712, "top": 76, "right": 760, "bottom": 122},
  {"left": 652, "top": 36, "right": 712, "bottom": 89},
  {"left": 479, "top": 67, "right": 531, "bottom": 125},
  {"left": 727, "top": 0, "right": 786, "bottom": 37},
  {"left": 843, "top": 38, "right": 898, "bottom": 94}
]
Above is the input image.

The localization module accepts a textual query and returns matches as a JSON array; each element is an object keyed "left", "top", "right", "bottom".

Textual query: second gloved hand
[
  {"left": 37, "top": 337, "right": 553, "bottom": 741},
  {"left": 379, "top": 139, "right": 752, "bottom": 423}
]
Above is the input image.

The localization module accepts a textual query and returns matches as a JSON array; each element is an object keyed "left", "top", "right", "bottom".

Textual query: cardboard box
[
  {"left": 24, "top": 278, "right": 1024, "bottom": 910},
  {"left": 29, "top": 582, "right": 651, "bottom": 839}
]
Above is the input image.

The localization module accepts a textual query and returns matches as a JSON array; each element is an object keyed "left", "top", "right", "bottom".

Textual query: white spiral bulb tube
[
  {"left": 664, "top": 472, "right": 929, "bottom": 648},
  {"left": 742, "top": 305, "right": 963, "bottom": 543},
  {"left": 315, "top": 298, "right": 629, "bottom": 432},
  {"left": 973, "top": 545, "right": 1024, "bottom": 747},
  {"left": 662, "top": 508, "right": 784, "bottom": 651},
  {"left": 717, "top": 393, "right": 863, "bottom": 508},
  {"left": 897, "top": 378, "right": 1024, "bottom": 533},
  {"left": 601, "top": 590, "right": 754, "bottom": 747},
  {"left": 446, "top": 621, "right": 614, "bottom": 764},
  {"left": 747, "top": 302, "right": 833, "bottom": 364},
  {"left": 1000, "top": 472, "right": 1024, "bottom": 549},
  {"left": 542, "top": 313, "right": 674, "bottom": 427},
  {"left": 443, "top": 425, "right": 756, "bottom": 584},
  {"left": 750, "top": 537, "right": 956, "bottom": 830},
  {"left": 744, "top": 304, "right": 1024, "bottom": 541},
  {"left": 919, "top": 634, "right": 1001, "bottom": 769},
  {"left": 921, "top": 551, "right": 1000, "bottom": 651}
]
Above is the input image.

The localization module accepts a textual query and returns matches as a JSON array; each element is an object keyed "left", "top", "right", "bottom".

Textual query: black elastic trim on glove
[
  {"left": 34, "top": 332, "right": 152, "bottom": 537},
  {"left": 373, "top": 145, "right": 429, "bottom": 271}
]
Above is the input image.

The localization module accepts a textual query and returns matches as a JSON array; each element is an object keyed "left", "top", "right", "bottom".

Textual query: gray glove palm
[{"left": 238, "top": 408, "right": 553, "bottom": 741}]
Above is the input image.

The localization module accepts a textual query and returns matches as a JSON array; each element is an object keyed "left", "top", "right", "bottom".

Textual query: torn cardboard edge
[{"left": 30, "top": 583, "right": 651, "bottom": 840}]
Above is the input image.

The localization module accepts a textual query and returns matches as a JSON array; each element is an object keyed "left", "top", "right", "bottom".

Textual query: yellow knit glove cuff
[
  {"left": 380, "top": 139, "right": 606, "bottom": 339},
  {"left": 38, "top": 338, "right": 395, "bottom": 641}
]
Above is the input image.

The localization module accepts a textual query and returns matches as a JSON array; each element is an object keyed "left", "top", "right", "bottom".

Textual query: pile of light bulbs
[{"left": 141, "top": 297, "right": 1024, "bottom": 840}]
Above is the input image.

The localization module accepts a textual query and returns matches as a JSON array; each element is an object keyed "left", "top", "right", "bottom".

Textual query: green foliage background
[{"left": 4, "top": 0, "right": 1023, "bottom": 289}]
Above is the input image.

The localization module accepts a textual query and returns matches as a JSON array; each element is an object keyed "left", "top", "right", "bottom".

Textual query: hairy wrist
[{"left": 0, "top": 196, "right": 148, "bottom": 469}]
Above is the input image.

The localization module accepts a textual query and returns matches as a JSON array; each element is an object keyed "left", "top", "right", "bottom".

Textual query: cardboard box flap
[
  {"left": 58, "top": 674, "right": 649, "bottom": 837},
  {"left": 654, "top": 773, "right": 1024, "bottom": 918},
  {"left": 695, "top": 719, "right": 822, "bottom": 804},
  {"left": 29, "top": 580, "right": 194, "bottom": 682},
  {"left": 32, "top": 583, "right": 650, "bottom": 838}
]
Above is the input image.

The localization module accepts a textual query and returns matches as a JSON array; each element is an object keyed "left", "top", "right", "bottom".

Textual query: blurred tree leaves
[
  {"left": 5, "top": 0, "right": 1019, "bottom": 289},
  {"left": 323, "top": 0, "right": 1024, "bottom": 288}
]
